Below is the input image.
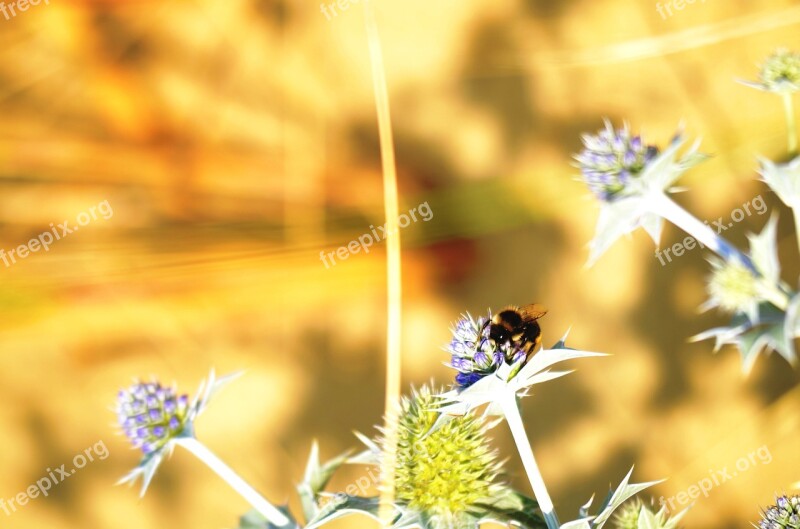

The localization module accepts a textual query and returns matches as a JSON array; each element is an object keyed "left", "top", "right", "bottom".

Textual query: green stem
[
  {"left": 176, "top": 438, "right": 289, "bottom": 526},
  {"left": 783, "top": 93, "right": 797, "bottom": 157},
  {"left": 794, "top": 207, "right": 800, "bottom": 276}
]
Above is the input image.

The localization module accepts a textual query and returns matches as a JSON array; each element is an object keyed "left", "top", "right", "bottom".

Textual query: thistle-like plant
[
  {"left": 611, "top": 499, "right": 689, "bottom": 529},
  {"left": 116, "top": 371, "right": 293, "bottom": 527},
  {"left": 440, "top": 309, "right": 662, "bottom": 529},
  {"left": 575, "top": 121, "right": 727, "bottom": 267},
  {"left": 740, "top": 49, "right": 800, "bottom": 154},
  {"left": 392, "top": 386, "right": 502, "bottom": 525},
  {"left": 578, "top": 113, "right": 800, "bottom": 372},
  {"left": 447, "top": 310, "right": 536, "bottom": 388},
  {"left": 756, "top": 494, "right": 800, "bottom": 529},
  {"left": 299, "top": 384, "right": 548, "bottom": 529}
]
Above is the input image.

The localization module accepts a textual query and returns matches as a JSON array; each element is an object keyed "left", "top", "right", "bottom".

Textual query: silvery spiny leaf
[
  {"left": 652, "top": 504, "right": 691, "bottom": 529},
  {"left": 303, "top": 496, "right": 417, "bottom": 529},
  {"left": 348, "top": 431, "right": 382, "bottom": 465},
  {"left": 759, "top": 156, "right": 800, "bottom": 208},
  {"left": 747, "top": 214, "right": 783, "bottom": 287},
  {"left": 693, "top": 217, "right": 799, "bottom": 372},
  {"left": 472, "top": 489, "right": 548, "bottom": 529},
  {"left": 297, "top": 441, "right": 352, "bottom": 522},
  {"left": 571, "top": 467, "right": 663, "bottom": 529},
  {"left": 438, "top": 330, "right": 607, "bottom": 416}
]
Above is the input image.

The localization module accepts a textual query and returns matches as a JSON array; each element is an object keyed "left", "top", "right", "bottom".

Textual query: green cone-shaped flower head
[
  {"left": 613, "top": 499, "right": 643, "bottom": 529},
  {"left": 386, "top": 385, "right": 501, "bottom": 528},
  {"left": 758, "top": 495, "right": 800, "bottom": 529},
  {"left": 703, "top": 256, "right": 772, "bottom": 321},
  {"left": 760, "top": 49, "right": 800, "bottom": 93},
  {"left": 614, "top": 499, "right": 687, "bottom": 529}
]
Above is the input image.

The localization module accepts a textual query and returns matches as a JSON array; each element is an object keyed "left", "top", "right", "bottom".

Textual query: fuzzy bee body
[{"left": 483, "top": 304, "right": 547, "bottom": 360}]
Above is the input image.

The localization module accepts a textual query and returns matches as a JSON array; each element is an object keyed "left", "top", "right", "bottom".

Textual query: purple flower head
[
  {"left": 575, "top": 120, "right": 659, "bottom": 201},
  {"left": 758, "top": 495, "right": 800, "bottom": 529},
  {"left": 116, "top": 380, "right": 190, "bottom": 454},
  {"left": 446, "top": 309, "right": 541, "bottom": 388},
  {"left": 455, "top": 372, "right": 484, "bottom": 388}
]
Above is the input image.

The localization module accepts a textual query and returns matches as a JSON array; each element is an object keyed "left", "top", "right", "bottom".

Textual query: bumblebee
[{"left": 483, "top": 304, "right": 547, "bottom": 359}]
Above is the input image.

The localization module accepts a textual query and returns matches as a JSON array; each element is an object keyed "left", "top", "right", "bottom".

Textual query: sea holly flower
[
  {"left": 447, "top": 310, "right": 536, "bottom": 388},
  {"left": 558, "top": 469, "right": 665, "bottom": 529},
  {"left": 693, "top": 216, "right": 798, "bottom": 372},
  {"left": 611, "top": 499, "right": 689, "bottom": 529},
  {"left": 116, "top": 380, "right": 190, "bottom": 456},
  {"left": 392, "top": 385, "right": 503, "bottom": 528},
  {"left": 701, "top": 215, "right": 790, "bottom": 323},
  {"left": 304, "top": 385, "right": 547, "bottom": 529},
  {"left": 116, "top": 370, "right": 292, "bottom": 527},
  {"left": 740, "top": 49, "right": 800, "bottom": 94},
  {"left": 441, "top": 315, "right": 607, "bottom": 529},
  {"left": 576, "top": 122, "right": 746, "bottom": 266},
  {"left": 702, "top": 215, "right": 791, "bottom": 318},
  {"left": 740, "top": 49, "right": 800, "bottom": 154},
  {"left": 575, "top": 120, "right": 660, "bottom": 202},
  {"left": 704, "top": 256, "right": 763, "bottom": 320},
  {"left": 756, "top": 494, "right": 800, "bottom": 529},
  {"left": 579, "top": 122, "right": 798, "bottom": 371},
  {"left": 611, "top": 500, "right": 641, "bottom": 529},
  {"left": 447, "top": 312, "right": 503, "bottom": 388},
  {"left": 441, "top": 329, "right": 606, "bottom": 415}
]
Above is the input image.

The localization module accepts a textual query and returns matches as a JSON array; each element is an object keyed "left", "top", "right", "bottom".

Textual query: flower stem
[
  {"left": 498, "top": 390, "right": 559, "bottom": 529},
  {"left": 650, "top": 192, "right": 748, "bottom": 265},
  {"left": 176, "top": 437, "right": 289, "bottom": 526},
  {"left": 783, "top": 92, "right": 797, "bottom": 156},
  {"left": 794, "top": 206, "right": 800, "bottom": 261},
  {"left": 363, "top": 0, "right": 403, "bottom": 524},
  {"left": 651, "top": 192, "right": 791, "bottom": 310}
]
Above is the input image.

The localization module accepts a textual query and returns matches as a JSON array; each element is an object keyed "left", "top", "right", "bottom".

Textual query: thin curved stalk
[
  {"left": 795, "top": 207, "right": 800, "bottom": 265},
  {"left": 176, "top": 438, "right": 289, "bottom": 526},
  {"left": 363, "top": 0, "right": 403, "bottom": 524},
  {"left": 783, "top": 92, "right": 797, "bottom": 156}
]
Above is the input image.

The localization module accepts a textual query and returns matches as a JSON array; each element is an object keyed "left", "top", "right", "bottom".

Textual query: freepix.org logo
[
  {"left": 0, "top": 0, "right": 50, "bottom": 21},
  {"left": 319, "top": 201, "right": 433, "bottom": 269},
  {"left": 0, "top": 200, "right": 113, "bottom": 268},
  {"left": 0, "top": 440, "right": 109, "bottom": 517}
]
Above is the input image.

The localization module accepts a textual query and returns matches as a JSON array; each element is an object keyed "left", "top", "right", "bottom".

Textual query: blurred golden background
[{"left": 1, "top": 0, "right": 800, "bottom": 528}]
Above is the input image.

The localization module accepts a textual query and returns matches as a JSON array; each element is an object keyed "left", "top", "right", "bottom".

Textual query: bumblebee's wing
[{"left": 519, "top": 303, "right": 547, "bottom": 320}]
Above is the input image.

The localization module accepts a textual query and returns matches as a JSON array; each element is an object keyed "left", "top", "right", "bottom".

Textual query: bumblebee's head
[{"left": 488, "top": 325, "right": 510, "bottom": 344}]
